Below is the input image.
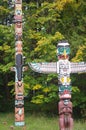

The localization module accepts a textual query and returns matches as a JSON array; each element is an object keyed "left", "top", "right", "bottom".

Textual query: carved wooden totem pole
[
  {"left": 11, "top": 0, "right": 26, "bottom": 126},
  {"left": 29, "top": 41, "right": 86, "bottom": 130}
]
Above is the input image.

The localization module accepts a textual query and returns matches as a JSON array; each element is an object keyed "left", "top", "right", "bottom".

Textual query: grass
[{"left": 0, "top": 113, "right": 86, "bottom": 130}]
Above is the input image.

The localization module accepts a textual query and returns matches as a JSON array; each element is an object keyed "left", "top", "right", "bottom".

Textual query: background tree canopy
[{"left": 0, "top": 0, "right": 86, "bottom": 117}]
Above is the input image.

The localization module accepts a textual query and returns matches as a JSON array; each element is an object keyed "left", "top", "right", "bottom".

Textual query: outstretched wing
[
  {"left": 28, "top": 62, "right": 57, "bottom": 74},
  {"left": 70, "top": 62, "right": 86, "bottom": 73}
]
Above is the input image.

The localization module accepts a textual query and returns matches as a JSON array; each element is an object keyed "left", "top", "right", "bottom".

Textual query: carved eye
[
  {"left": 66, "top": 47, "right": 70, "bottom": 54},
  {"left": 58, "top": 47, "right": 64, "bottom": 54},
  {"left": 16, "top": 10, "right": 21, "bottom": 15},
  {"left": 60, "top": 64, "right": 64, "bottom": 68},
  {"left": 60, "top": 47, "right": 64, "bottom": 52}
]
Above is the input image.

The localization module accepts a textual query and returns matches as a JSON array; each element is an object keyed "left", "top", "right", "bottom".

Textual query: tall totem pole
[
  {"left": 11, "top": 0, "right": 26, "bottom": 126},
  {"left": 29, "top": 41, "right": 86, "bottom": 130}
]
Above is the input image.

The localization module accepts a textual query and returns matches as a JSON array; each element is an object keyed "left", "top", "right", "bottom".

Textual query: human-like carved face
[{"left": 57, "top": 42, "right": 70, "bottom": 60}]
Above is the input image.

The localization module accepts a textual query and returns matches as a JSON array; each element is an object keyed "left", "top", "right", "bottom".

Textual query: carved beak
[{"left": 63, "top": 49, "right": 67, "bottom": 59}]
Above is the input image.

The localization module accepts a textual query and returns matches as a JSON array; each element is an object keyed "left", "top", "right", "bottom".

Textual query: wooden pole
[{"left": 14, "top": 0, "right": 25, "bottom": 126}]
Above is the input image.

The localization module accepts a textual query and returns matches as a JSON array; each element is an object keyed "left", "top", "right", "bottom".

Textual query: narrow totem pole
[
  {"left": 11, "top": 0, "right": 26, "bottom": 126},
  {"left": 29, "top": 41, "right": 86, "bottom": 130}
]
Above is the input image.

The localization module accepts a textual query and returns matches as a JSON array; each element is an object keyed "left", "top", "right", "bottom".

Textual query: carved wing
[
  {"left": 70, "top": 62, "right": 86, "bottom": 73},
  {"left": 28, "top": 62, "right": 58, "bottom": 74}
]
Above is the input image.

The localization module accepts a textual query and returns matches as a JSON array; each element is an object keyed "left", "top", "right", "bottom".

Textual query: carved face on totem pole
[{"left": 57, "top": 41, "right": 70, "bottom": 60}]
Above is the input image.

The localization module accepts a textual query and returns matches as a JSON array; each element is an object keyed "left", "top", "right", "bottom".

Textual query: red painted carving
[{"left": 58, "top": 99, "right": 73, "bottom": 130}]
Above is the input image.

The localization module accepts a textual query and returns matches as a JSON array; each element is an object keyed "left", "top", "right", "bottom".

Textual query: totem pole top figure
[
  {"left": 57, "top": 41, "right": 70, "bottom": 60},
  {"left": 29, "top": 41, "right": 86, "bottom": 74}
]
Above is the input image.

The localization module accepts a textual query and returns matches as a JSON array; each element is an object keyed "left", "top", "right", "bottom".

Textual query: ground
[{"left": 0, "top": 113, "right": 86, "bottom": 130}]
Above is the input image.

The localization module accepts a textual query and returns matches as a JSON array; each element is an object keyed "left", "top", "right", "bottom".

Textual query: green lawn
[{"left": 0, "top": 113, "right": 86, "bottom": 130}]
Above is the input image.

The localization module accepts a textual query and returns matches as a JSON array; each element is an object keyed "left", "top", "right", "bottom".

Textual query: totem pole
[
  {"left": 29, "top": 41, "right": 86, "bottom": 130},
  {"left": 11, "top": 0, "right": 26, "bottom": 126}
]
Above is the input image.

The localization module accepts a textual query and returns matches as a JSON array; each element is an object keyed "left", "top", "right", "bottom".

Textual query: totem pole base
[
  {"left": 15, "top": 122, "right": 25, "bottom": 126},
  {"left": 58, "top": 99, "right": 73, "bottom": 130}
]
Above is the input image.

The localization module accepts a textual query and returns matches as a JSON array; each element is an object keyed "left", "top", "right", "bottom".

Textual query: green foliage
[
  {"left": 31, "top": 84, "right": 58, "bottom": 104},
  {"left": 72, "top": 45, "right": 86, "bottom": 62}
]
